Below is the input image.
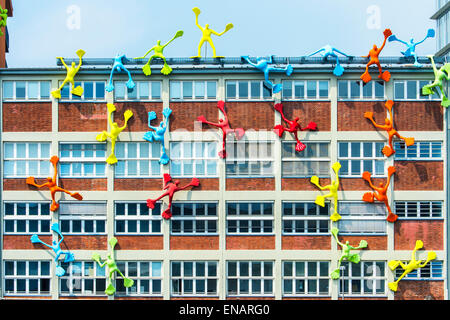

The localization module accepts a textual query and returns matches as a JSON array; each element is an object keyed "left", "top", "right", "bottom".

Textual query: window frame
[
  {"left": 226, "top": 261, "right": 274, "bottom": 297},
  {"left": 3, "top": 142, "right": 52, "bottom": 178},
  {"left": 171, "top": 202, "right": 219, "bottom": 235},
  {"left": 170, "top": 261, "right": 219, "bottom": 297},
  {"left": 282, "top": 141, "right": 331, "bottom": 178},
  {"left": 337, "top": 80, "right": 385, "bottom": 100},
  {"left": 115, "top": 261, "right": 163, "bottom": 297},
  {"left": 339, "top": 261, "right": 387, "bottom": 297},
  {"left": 282, "top": 202, "right": 330, "bottom": 235},
  {"left": 59, "top": 260, "right": 107, "bottom": 296},
  {"left": 338, "top": 201, "right": 387, "bottom": 235},
  {"left": 282, "top": 261, "right": 331, "bottom": 297},
  {"left": 114, "top": 201, "right": 162, "bottom": 235},
  {"left": 59, "top": 142, "right": 107, "bottom": 178},
  {"left": 393, "top": 80, "right": 441, "bottom": 101},
  {"left": 394, "top": 201, "right": 443, "bottom": 219},
  {"left": 170, "top": 80, "right": 217, "bottom": 101},
  {"left": 169, "top": 141, "right": 219, "bottom": 178},
  {"left": 338, "top": 141, "right": 386, "bottom": 178},
  {"left": 3, "top": 260, "right": 52, "bottom": 296},
  {"left": 394, "top": 261, "right": 444, "bottom": 280},
  {"left": 393, "top": 141, "right": 443, "bottom": 161},
  {"left": 226, "top": 201, "right": 274, "bottom": 235},
  {"left": 2, "top": 80, "right": 51, "bottom": 101},
  {"left": 3, "top": 201, "right": 52, "bottom": 235},
  {"left": 282, "top": 80, "right": 330, "bottom": 100},
  {"left": 114, "top": 80, "right": 162, "bottom": 101},
  {"left": 59, "top": 81, "right": 106, "bottom": 102},
  {"left": 59, "top": 201, "right": 107, "bottom": 235},
  {"left": 115, "top": 142, "right": 163, "bottom": 178},
  {"left": 225, "top": 80, "right": 273, "bottom": 101}
]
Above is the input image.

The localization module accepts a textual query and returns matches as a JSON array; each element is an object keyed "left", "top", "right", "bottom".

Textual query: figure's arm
[
  {"left": 378, "top": 29, "right": 392, "bottom": 52},
  {"left": 162, "top": 30, "right": 184, "bottom": 49},
  {"left": 362, "top": 171, "right": 377, "bottom": 190},
  {"left": 193, "top": 8, "right": 203, "bottom": 31},
  {"left": 211, "top": 23, "right": 233, "bottom": 36},
  {"left": 197, "top": 116, "right": 220, "bottom": 127},
  {"left": 57, "top": 57, "right": 68, "bottom": 70},
  {"left": 384, "top": 166, "right": 395, "bottom": 190},
  {"left": 332, "top": 48, "right": 350, "bottom": 57},
  {"left": 134, "top": 46, "right": 155, "bottom": 59},
  {"left": 307, "top": 48, "right": 325, "bottom": 57},
  {"left": 241, "top": 55, "right": 257, "bottom": 68},
  {"left": 388, "top": 35, "right": 407, "bottom": 45},
  {"left": 26, "top": 178, "right": 50, "bottom": 189},
  {"left": 331, "top": 228, "right": 344, "bottom": 247}
]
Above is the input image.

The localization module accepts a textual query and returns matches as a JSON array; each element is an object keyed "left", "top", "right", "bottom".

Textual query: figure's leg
[
  {"left": 55, "top": 187, "right": 83, "bottom": 201},
  {"left": 315, "top": 192, "right": 332, "bottom": 207},
  {"left": 160, "top": 56, "right": 173, "bottom": 75},
  {"left": 395, "top": 132, "right": 414, "bottom": 147},
  {"left": 116, "top": 269, "right": 134, "bottom": 288},
  {"left": 207, "top": 38, "right": 222, "bottom": 58},
  {"left": 377, "top": 62, "right": 391, "bottom": 82},
  {"left": 412, "top": 52, "right": 422, "bottom": 67},
  {"left": 333, "top": 54, "right": 345, "bottom": 76},
  {"left": 159, "top": 141, "right": 170, "bottom": 165},
  {"left": 147, "top": 192, "right": 169, "bottom": 209},
  {"left": 123, "top": 67, "right": 135, "bottom": 89},
  {"left": 106, "top": 69, "right": 115, "bottom": 92},
  {"left": 382, "top": 134, "right": 395, "bottom": 157},
  {"left": 50, "top": 191, "right": 59, "bottom": 212},
  {"left": 361, "top": 61, "right": 374, "bottom": 83},
  {"left": 142, "top": 55, "right": 154, "bottom": 76},
  {"left": 330, "top": 194, "right": 341, "bottom": 222},
  {"left": 162, "top": 194, "right": 174, "bottom": 219},
  {"left": 331, "top": 256, "right": 345, "bottom": 279},
  {"left": 384, "top": 199, "right": 397, "bottom": 222}
]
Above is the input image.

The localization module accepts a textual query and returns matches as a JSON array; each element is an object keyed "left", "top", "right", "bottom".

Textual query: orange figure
[
  {"left": 360, "top": 28, "right": 392, "bottom": 83},
  {"left": 364, "top": 100, "right": 414, "bottom": 157},
  {"left": 362, "top": 166, "right": 397, "bottom": 222},
  {"left": 26, "top": 156, "right": 83, "bottom": 212}
]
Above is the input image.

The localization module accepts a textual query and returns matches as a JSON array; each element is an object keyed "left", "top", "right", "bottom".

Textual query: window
[
  {"left": 394, "top": 80, "right": 441, "bottom": 100},
  {"left": 4, "top": 142, "right": 51, "bottom": 178},
  {"left": 226, "top": 80, "right": 272, "bottom": 100},
  {"left": 115, "top": 202, "right": 162, "bottom": 234},
  {"left": 116, "top": 261, "right": 162, "bottom": 296},
  {"left": 3, "top": 202, "right": 51, "bottom": 235},
  {"left": 338, "top": 142, "right": 385, "bottom": 177},
  {"left": 59, "top": 261, "right": 106, "bottom": 296},
  {"left": 170, "top": 142, "right": 218, "bottom": 177},
  {"left": 60, "top": 81, "right": 106, "bottom": 101},
  {"left": 170, "top": 81, "right": 217, "bottom": 100},
  {"left": 171, "top": 202, "right": 218, "bottom": 235},
  {"left": 171, "top": 261, "right": 218, "bottom": 296},
  {"left": 59, "top": 143, "right": 106, "bottom": 178},
  {"left": 282, "top": 202, "right": 329, "bottom": 234},
  {"left": 2, "top": 81, "right": 51, "bottom": 101},
  {"left": 283, "top": 261, "right": 330, "bottom": 296},
  {"left": 4, "top": 261, "right": 51, "bottom": 296},
  {"left": 282, "top": 80, "right": 329, "bottom": 100},
  {"left": 115, "top": 142, "right": 162, "bottom": 178},
  {"left": 115, "top": 81, "right": 161, "bottom": 101},
  {"left": 227, "top": 202, "right": 274, "bottom": 234},
  {"left": 339, "top": 261, "right": 386, "bottom": 296},
  {"left": 394, "top": 141, "right": 442, "bottom": 160},
  {"left": 226, "top": 141, "right": 274, "bottom": 177},
  {"left": 227, "top": 261, "right": 274, "bottom": 296},
  {"left": 395, "top": 261, "right": 443, "bottom": 279},
  {"left": 59, "top": 202, "right": 107, "bottom": 235},
  {"left": 338, "top": 80, "right": 384, "bottom": 100},
  {"left": 395, "top": 201, "right": 443, "bottom": 219},
  {"left": 282, "top": 142, "right": 330, "bottom": 177},
  {"left": 338, "top": 202, "right": 387, "bottom": 234}
]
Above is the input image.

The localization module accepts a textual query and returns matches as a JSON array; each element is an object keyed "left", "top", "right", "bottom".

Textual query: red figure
[
  {"left": 26, "top": 156, "right": 83, "bottom": 212},
  {"left": 197, "top": 100, "right": 245, "bottom": 158},
  {"left": 361, "top": 28, "right": 392, "bottom": 83},
  {"left": 147, "top": 173, "right": 200, "bottom": 220},
  {"left": 364, "top": 100, "right": 414, "bottom": 157},
  {"left": 273, "top": 103, "right": 317, "bottom": 152},
  {"left": 362, "top": 166, "right": 397, "bottom": 222}
]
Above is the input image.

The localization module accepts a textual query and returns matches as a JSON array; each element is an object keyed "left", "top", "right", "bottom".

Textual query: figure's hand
[
  {"left": 30, "top": 234, "right": 40, "bottom": 244},
  {"left": 197, "top": 115, "right": 207, "bottom": 123},
  {"left": 148, "top": 111, "right": 157, "bottom": 121},
  {"left": 190, "top": 178, "right": 200, "bottom": 187},
  {"left": 225, "top": 23, "right": 234, "bottom": 32},
  {"left": 26, "top": 177, "right": 36, "bottom": 185},
  {"left": 362, "top": 171, "right": 371, "bottom": 181},
  {"left": 124, "top": 109, "right": 134, "bottom": 120},
  {"left": 107, "top": 103, "right": 116, "bottom": 113},
  {"left": 387, "top": 166, "right": 396, "bottom": 176},
  {"left": 241, "top": 55, "right": 249, "bottom": 61},
  {"left": 383, "top": 28, "right": 392, "bottom": 38},
  {"left": 364, "top": 111, "right": 373, "bottom": 119},
  {"left": 92, "top": 252, "right": 101, "bottom": 262},
  {"left": 50, "top": 155, "right": 59, "bottom": 165},
  {"left": 192, "top": 7, "right": 201, "bottom": 16},
  {"left": 51, "top": 223, "right": 61, "bottom": 234},
  {"left": 162, "top": 108, "right": 172, "bottom": 119},
  {"left": 359, "top": 240, "right": 368, "bottom": 248},
  {"left": 76, "top": 49, "right": 86, "bottom": 58},
  {"left": 273, "top": 103, "right": 283, "bottom": 113}
]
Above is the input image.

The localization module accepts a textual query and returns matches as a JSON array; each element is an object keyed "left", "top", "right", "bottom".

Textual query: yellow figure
[
  {"left": 96, "top": 103, "right": 133, "bottom": 165},
  {"left": 388, "top": 240, "right": 437, "bottom": 292},
  {"left": 310, "top": 162, "right": 341, "bottom": 222},
  {"left": 191, "top": 7, "right": 233, "bottom": 58},
  {"left": 51, "top": 49, "right": 85, "bottom": 99}
]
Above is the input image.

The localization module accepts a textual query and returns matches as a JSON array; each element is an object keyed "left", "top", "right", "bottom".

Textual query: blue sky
[{"left": 6, "top": 0, "right": 439, "bottom": 67}]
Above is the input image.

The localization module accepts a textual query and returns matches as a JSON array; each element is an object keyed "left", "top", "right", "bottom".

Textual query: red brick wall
[
  {"left": 226, "top": 297, "right": 274, "bottom": 300},
  {"left": 393, "top": 101, "right": 443, "bottom": 132},
  {"left": 4, "top": 178, "right": 50, "bottom": 191},
  {"left": 339, "top": 177, "right": 387, "bottom": 191},
  {"left": 338, "top": 297, "right": 388, "bottom": 300},
  {"left": 3, "top": 103, "right": 52, "bottom": 132},
  {"left": 336, "top": 235, "right": 387, "bottom": 250},
  {"left": 283, "top": 297, "right": 331, "bottom": 300},
  {"left": 61, "top": 235, "right": 107, "bottom": 250},
  {"left": 281, "top": 101, "right": 331, "bottom": 131},
  {"left": 394, "top": 281, "right": 444, "bottom": 300},
  {"left": 59, "top": 178, "right": 107, "bottom": 191},
  {"left": 114, "top": 178, "right": 163, "bottom": 191},
  {"left": 394, "top": 161, "right": 443, "bottom": 190},
  {"left": 112, "top": 102, "right": 164, "bottom": 132},
  {"left": 170, "top": 236, "right": 219, "bottom": 250},
  {"left": 58, "top": 103, "right": 107, "bottom": 132},
  {"left": 338, "top": 101, "right": 387, "bottom": 131},
  {"left": 394, "top": 220, "right": 444, "bottom": 251},
  {"left": 178, "top": 178, "right": 219, "bottom": 191},
  {"left": 226, "top": 178, "right": 275, "bottom": 191},
  {"left": 4, "top": 235, "right": 52, "bottom": 250},
  {"left": 282, "top": 178, "right": 331, "bottom": 191},
  {"left": 282, "top": 236, "right": 331, "bottom": 250},
  {"left": 226, "top": 236, "right": 275, "bottom": 250},
  {"left": 225, "top": 101, "right": 274, "bottom": 131},
  {"left": 114, "top": 236, "right": 164, "bottom": 250},
  {"left": 170, "top": 102, "right": 219, "bottom": 132}
]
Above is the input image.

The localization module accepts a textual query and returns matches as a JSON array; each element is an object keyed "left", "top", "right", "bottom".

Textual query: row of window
[
  {"left": 3, "top": 141, "right": 443, "bottom": 179},
  {"left": 3, "top": 80, "right": 442, "bottom": 102},
  {"left": 4, "top": 201, "right": 443, "bottom": 236},
  {"left": 3, "top": 260, "right": 443, "bottom": 297}
]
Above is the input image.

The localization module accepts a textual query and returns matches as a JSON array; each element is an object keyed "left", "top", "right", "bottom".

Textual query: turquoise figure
[
  {"left": 308, "top": 45, "right": 351, "bottom": 76},
  {"left": 241, "top": 55, "right": 293, "bottom": 93},
  {"left": 388, "top": 29, "right": 435, "bottom": 67},
  {"left": 143, "top": 107, "right": 172, "bottom": 165},
  {"left": 30, "top": 223, "right": 74, "bottom": 277},
  {"left": 106, "top": 54, "right": 136, "bottom": 92}
]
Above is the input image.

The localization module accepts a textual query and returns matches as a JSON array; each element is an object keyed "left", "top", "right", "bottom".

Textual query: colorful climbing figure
[
  {"left": 241, "top": 55, "right": 293, "bottom": 93},
  {"left": 364, "top": 100, "right": 415, "bottom": 157},
  {"left": 361, "top": 28, "right": 392, "bottom": 83},
  {"left": 422, "top": 55, "right": 450, "bottom": 108},
  {"left": 134, "top": 30, "right": 184, "bottom": 76},
  {"left": 96, "top": 103, "right": 133, "bottom": 165},
  {"left": 51, "top": 49, "right": 85, "bottom": 99},
  {"left": 0, "top": 5, "right": 8, "bottom": 36},
  {"left": 310, "top": 162, "right": 341, "bottom": 222},
  {"left": 143, "top": 107, "right": 172, "bottom": 165},
  {"left": 330, "top": 227, "right": 368, "bottom": 280},
  {"left": 106, "top": 54, "right": 135, "bottom": 92},
  {"left": 388, "top": 240, "right": 437, "bottom": 292},
  {"left": 272, "top": 103, "right": 317, "bottom": 152},
  {"left": 147, "top": 173, "right": 200, "bottom": 220},
  {"left": 30, "top": 223, "right": 75, "bottom": 277},
  {"left": 26, "top": 156, "right": 83, "bottom": 212},
  {"left": 362, "top": 166, "right": 397, "bottom": 222},
  {"left": 307, "top": 45, "right": 351, "bottom": 76},
  {"left": 388, "top": 29, "right": 435, "bottom": 67},
  {"left": 92, "top": 237, "right": 134, "bottom": 296},
  {"left": 191, "top": 7, "right": 233, "bottom": 58},
  {"left": 197, "top": 100, "right": 245, "bottom": 158}
]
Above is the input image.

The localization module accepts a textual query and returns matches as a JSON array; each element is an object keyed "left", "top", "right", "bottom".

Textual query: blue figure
[
  {"left": 30, "top": 223, "right": 74, "bottom": 277},
  {"left": 308, "top": 45, "right": 351, "bottom": 76},
  {"left": 241, "top": 55, "right": 293, "bottom": 93},
  {"left": 388, "top": 29, "right": 435, "bottom": 67},
  {"left": 106, "top": 54, "right": 136, "bottom": 92},
  {"left": 143, "top": 107, "right": 172, "bottom": 165}
]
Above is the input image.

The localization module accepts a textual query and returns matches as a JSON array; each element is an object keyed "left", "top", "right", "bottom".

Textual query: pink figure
[
  {"left": 147, "top": 174, "right": 200, "bottom": 220},
  {"left": 197, "top": 100, "right": 245, "bottom": 158},
  {"left": 273, "top": 103, "right": 318, "bottom": 152}
]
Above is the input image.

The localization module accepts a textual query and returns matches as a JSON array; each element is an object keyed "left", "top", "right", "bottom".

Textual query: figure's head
[
  {"left": 409, "top": 38, "right": 414, "bottom": 44},
  {"left": 219, "top": 119, "right": 224, "bottom": 123},
  {"left": 47, "top": 177, "right": 52, "bottom": 182},
  {"left": 174, "top": 180, "right": 180, "bottom": 185},
  {"left": 345, "top": 241, "right": 349, "bottom": 245},
  {"left": 71, "top": 62, "right": 76, "bottom": 68},
  {"left": 205, "top": 24, "right": 210, "bottom": 29},
  {"left": 294, "top": 117, "right": 300, "bottom": 122},
  {"left": 52, "top": 240, "right": 57, "bottom": 246},
  {"left": 157, "top": 40, "right": 161, "bottom": 45},
  {"left": 379, "top": 182, "right": 384, "bottom": 187},
  {"left": 256, "top": 57, "right": 264, "bottom": 62},
  {"left": 373, "top": 44, "right": 378, "bottom": 50},
  {"left": 384, "top": 118, "right": 390, "bottom": 125}
]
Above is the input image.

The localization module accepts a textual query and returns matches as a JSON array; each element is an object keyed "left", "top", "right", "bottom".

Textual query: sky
[{"left": 5, "top": 0, "right": 440, "bottom": 68}]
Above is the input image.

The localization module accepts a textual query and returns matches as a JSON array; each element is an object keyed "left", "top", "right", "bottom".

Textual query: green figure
[
  {"left": 330, "top": 227, "right": 368, "bottom": 280},
  {"left": 134, "top": 30, "right": 184, "bottom": 76},
  {"left": 0, "top": 6, "right": 8, "bottom": 37},
  {"left": 422, "top": 55, "right": 450, "bottom": 107},
  {"left": 92, "top": 237, "right": 134, "bottom": 296}
]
